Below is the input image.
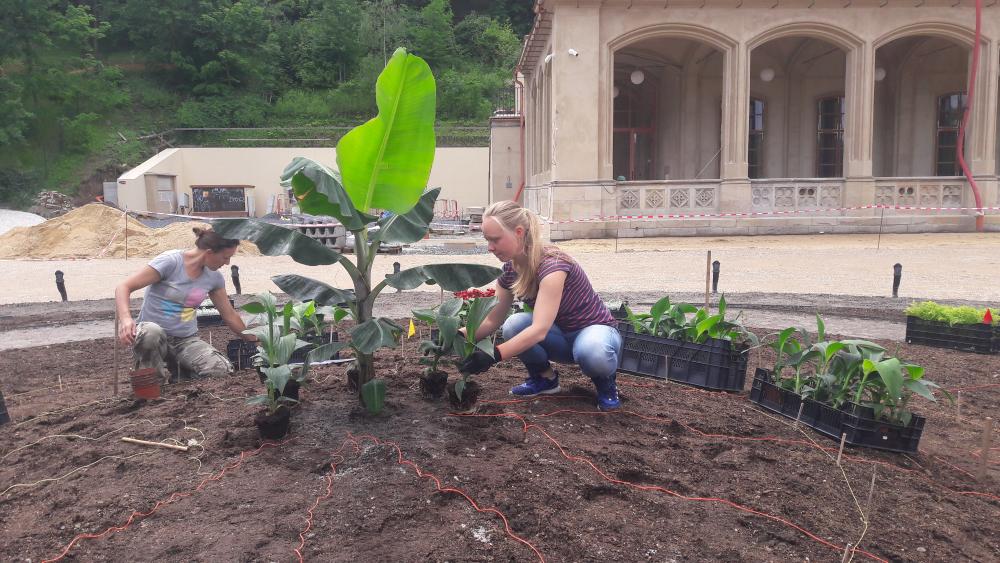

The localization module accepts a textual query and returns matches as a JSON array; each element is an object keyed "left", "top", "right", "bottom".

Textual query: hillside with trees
[{"left": 0, "top": 0, "right": 533, "bottom": 208}]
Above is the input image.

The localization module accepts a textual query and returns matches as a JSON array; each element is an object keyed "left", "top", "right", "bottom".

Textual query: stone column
[
  {"left": 718, "top": 41, "right": 751, "bottom": 212},
  {"left": 968, "top": 39, "right": 999, "bottom": 208},
  {"left": 843, "top": 41, "right": 876, "bottom": 210},
  {"left": 488, "top": 115, "right": 523, "bottom": 204}
]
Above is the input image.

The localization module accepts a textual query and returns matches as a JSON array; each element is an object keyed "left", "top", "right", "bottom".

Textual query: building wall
[{"left": 117, "top": 147, "right": 490, "bottom": 216}]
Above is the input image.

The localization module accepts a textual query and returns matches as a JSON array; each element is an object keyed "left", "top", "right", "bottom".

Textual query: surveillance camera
[
  {"left": 543, "top": 53, "right": 554, "bottom": 64},
  {"left": 567, "top": 49, "right": 579, "bottom": 57}
]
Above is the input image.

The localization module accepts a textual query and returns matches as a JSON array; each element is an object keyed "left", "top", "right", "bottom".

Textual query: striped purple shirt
[{"left": 498, "top": 254, "right": 614, "bottom": 332}]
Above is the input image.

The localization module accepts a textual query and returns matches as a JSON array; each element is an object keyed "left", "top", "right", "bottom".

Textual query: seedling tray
[
  {"left": 905, "top": 316, "right": 997, "bottom": 354},
  {"left": 619, "top": 332, "right": 748, "bottom": 391},
  {"left": 749, "top": 369, "right": 803, "bottom": 419},
  {"left": 226, "top": 339, "right": 258, "bottom": 370},
  {"left": 840, "top": 402, "right": 926, "bottom": 454},
  {"left": 289, "top": 332, "right": 340, "bottom": 364}
]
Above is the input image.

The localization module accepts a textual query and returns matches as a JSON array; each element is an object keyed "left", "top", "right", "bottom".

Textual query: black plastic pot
[
  {"left": 0, "top": 389, "right": 10, "bottom": 426},
  {"left": 419, "top": 370, "right": 448, "bottom": 399},
  {"left": 619, "top": 331, "right": 748, "bottom": 391},
  {"left": 227, "top": 339, "right": 258, "bottom": 370},
  {"left": 905, "top": 316, "right": 997, "bottom": 354},
  {"left": 840, "top": 402, "right": 926, "bottom": 454},
  {"left": 254, "top": 407, "right": 291, "bottom": 440}
]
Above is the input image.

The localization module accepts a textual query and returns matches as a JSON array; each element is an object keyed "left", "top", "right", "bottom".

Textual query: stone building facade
[{"left": 508, "top": 0, "right": 1000, "bottom": 238}]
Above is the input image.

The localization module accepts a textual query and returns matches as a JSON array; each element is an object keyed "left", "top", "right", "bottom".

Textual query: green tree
[{"left": 410, "top": 0, "right": 458, "bottom": 69}]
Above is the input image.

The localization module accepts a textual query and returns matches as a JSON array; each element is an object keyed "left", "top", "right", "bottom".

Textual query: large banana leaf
[
  {"left": 351, "top": 317, "right": 404, "bottom": 354},
  {"left": 283, "top": 157, "right": 376, "bottom": 232},
  {"left": 211, "top": 219, "right": 343, "bottom": 266},
  {"left": 383, "top": 264, "right": 501, "bottom": 291},
  {"left": 272, "top": 274, "right": 354, "bottom": 307},
  {"left": 374, "top": 187, "right": 439, "bottom": 245},
  {"left": 336, "top": 47, "right": 436, "bottom": 214}
]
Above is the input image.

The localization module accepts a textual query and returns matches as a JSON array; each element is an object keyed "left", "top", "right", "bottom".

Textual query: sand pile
[{"left": 0, "top": 204, "right": 261, "bottom": 259}]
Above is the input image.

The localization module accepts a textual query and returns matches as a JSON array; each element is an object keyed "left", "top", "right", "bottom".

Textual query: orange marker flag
[{"left": 984, "top": 308, "right": 993, "bottom": 325}]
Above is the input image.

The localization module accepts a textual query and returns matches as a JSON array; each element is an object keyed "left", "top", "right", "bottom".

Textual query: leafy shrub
[
  {"left": 0, "top": 169, "right": 38, "bottom": 208},
  {"left": 61, "top": 113, "right": 103, "bottom": 154},
  {"left": 176, "top": 95, "right": 269, "bottom": 127},
  {"left": 905, "top": 301, "right": 996, "bottom": 326}
]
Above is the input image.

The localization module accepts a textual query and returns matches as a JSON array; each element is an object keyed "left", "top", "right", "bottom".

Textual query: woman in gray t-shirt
[{"left": 114, "top": 227, "right": 253, "bottom": 382}]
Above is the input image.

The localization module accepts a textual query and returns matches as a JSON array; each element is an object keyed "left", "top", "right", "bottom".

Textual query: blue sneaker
[
  {"left": 594, "top": 374, "right": 621, "bottom": 411},
  {"left": 510, "top": 373, "right": 561, "bottom": 396}
]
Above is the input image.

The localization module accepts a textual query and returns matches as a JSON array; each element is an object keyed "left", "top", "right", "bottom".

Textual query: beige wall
[{"left": 117, "top": 147, "right": 490, "bottom": 217}]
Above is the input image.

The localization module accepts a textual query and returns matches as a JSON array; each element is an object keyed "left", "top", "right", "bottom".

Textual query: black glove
[{"left": 459, "top": 347, "right": 501, "bottom": 375}]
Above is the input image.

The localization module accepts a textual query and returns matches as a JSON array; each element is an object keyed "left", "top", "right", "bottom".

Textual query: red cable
[
  {"left": 956, "top": 0, "right": 985, "bottom": 231},
  {"left": 41, "top": 438, "right": 295, "bottom": 563},
  {"left": 455, "top": 409, "right": 888, "bottom": 562},
  {"left": 294, "top": 433, "right": 546, "bottom": 562}
]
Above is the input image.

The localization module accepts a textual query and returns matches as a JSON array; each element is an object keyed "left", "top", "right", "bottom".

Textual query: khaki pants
[{"left": 133, "top": 322, "right": 232, "bottom": 383}]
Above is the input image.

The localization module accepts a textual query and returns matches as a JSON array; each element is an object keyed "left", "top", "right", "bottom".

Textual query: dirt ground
[{"left": 1, "top": 320, "right": 997, "bottom": 562}]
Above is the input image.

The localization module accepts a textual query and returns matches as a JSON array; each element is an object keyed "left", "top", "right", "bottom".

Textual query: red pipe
[
  {"left": 956, "top": 0, "right": 984, "bottom": 231},
  {"left": 513, "top": 72, "right": 527, "bottom": 203}
]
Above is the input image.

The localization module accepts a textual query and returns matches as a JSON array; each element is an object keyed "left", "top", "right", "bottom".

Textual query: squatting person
[
  {"left": 114, "top": 227, "right": 253, "bottom": 382},
  {"left": 458, "top": 201, "right": 623, "bottom": 411}
]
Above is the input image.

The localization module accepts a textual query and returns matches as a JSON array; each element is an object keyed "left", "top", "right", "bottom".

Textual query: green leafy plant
[
  {"left": 454, "top": 293, "right": 498, "bottom": 401},
  {"left": 624, "top": 295, "right": 757, "bottom": 347},
  {"left": 212, "top": 48, "right": 501, "bottom": 411},
  {"left": 247, "top": 368, "right": 299, "bottom": 415},
  {"left": 905, "top": 301, "right": 997, "bottom": 326}
]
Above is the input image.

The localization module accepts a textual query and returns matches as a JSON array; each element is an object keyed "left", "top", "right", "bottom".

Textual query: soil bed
[{"left": 0, "top": 323, "right": 997, "bottom": 561}]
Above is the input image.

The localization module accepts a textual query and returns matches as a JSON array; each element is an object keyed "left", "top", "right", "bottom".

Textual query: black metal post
[
  {"left": 55, "top": 270, "right": 67, "bottom": 302},
  {"left": 392, "top": 261, "right": 401, "bottom": 292},
  {"left": 892, "top": 263, "right": 902, "bottom": 298},
  {"left": 711, "top": 260, "right": 720, "bottom": 294},
  {"left": 231, "top": 265, "right": 242, "bottom": 295}
]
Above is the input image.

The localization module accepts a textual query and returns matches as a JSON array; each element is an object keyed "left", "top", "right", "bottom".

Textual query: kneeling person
[{"left": 114, "top": 227, "right": 254, "bottom": 383}]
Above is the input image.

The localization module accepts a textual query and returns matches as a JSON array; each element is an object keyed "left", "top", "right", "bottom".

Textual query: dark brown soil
[
  {"left": 447, "top": 380, "right": 481, "bottom": 412},
  {"left": 419, "top": 369, "right": 448, "bottom": 399},
  {"left": 0, "top": 323, "right": 997, "bottom": 562},
  {"left": 254, "top": 407, "right": 291, "bottom": 441}
]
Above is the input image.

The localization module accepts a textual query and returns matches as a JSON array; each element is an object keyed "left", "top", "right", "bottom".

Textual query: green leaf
[
  {"left": 336, "top": 48, "right": 436, "bottom": 214},
  {"left": 298, "top": 341, "right": 350, "bottom": 381},
  {"left": 274, "top": 333, "right": 299, "bottom": 365},
  {"left": 241, "top": 302, "right": 266, "bottom": 314},
  {"left": 361, "top": 379, "right": 387, "bottom": 415},
  {"left": 816, "top": 314, "right": 826, "bottom": 342},
  {"left": 282, "top": 157, "right": 375, "bottom": 231},
  {"left": 351, "top": 317, "right": 403, "bottom": 354},
  {"left": 902, "top": 378, "right": 937, "bottom": 402},
  {"left": 439, "top": 298, "right": 464, "bottom": 317},
  {"left": 873, "top": 358, "right": 904, "bottom": 401},
  {"left": 454, "top": 378, "right": 466, "bottom": 401},
  {"left": 210, "top": 218, "right": 343, "bottom": 266},
  {"left": 272, "top": 274, "right": 355, "bottom": 307},
  {"left": 374, "top": 187, "right": 440, "bottom": 245},
  {"left": 384, "top": 264, "right": 502, "bottom": 291},
  {"left": 262, "top": 365, "right": 292, "bottom": 394},
  {"left": 246, "top": 395, "right": 268, "bottom": 406},
  {"left": 437, "top": 315, "right": 460, "bottom": 353},
  {"left": 411, "top": 309, "right": 436, "bottom": 324}
]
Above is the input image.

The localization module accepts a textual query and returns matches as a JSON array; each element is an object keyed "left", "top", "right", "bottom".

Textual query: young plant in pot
[
  {"left": 412, "top": 299, "right": 463, "bottom": 399},
  {"left": 210, "top": 48, "right": 502, "bottom": 415},
  {"left": 450, "top": 292, "right": 498, "bottom": 412},
  {"left": 242, "top": 292, "right": 313, "bottom": 400},
  {"left": 247, "top": 367, "right": 298, "bottom": 440}
]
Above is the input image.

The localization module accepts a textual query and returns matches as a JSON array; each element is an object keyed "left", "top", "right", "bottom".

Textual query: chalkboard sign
[{"left": 191, "top": 186, "right": 249, "bottom": 214}]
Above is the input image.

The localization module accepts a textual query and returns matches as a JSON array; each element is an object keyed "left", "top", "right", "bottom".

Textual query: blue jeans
[{"left": 501, "top": 312, "right": 622, "bottom": 381}]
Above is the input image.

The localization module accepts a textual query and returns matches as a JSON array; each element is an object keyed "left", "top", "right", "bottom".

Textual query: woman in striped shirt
[{"left": 459, "top": 201, "right": 622, "bottom": 411}]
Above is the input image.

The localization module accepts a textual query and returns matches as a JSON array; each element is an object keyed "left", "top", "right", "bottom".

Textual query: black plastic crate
[
  {"left": 801, "top": 399, "right": 844, "bottom": 439},
  {"left": 749, "top": 369, "right": 803, "bottom": 418},
  {"left": 227, "top": 339, "right": 258, "bottom": 370},
  {"left": 619, "top": 332, "right": 748, "bottom": 391},
  {"left": 0, "top": 389, "right": 10, "bottom": 426},
  {"left": 289, "top": 332, "right": 340, "bottom": 364},
  {"left": 905, "top": 316, "right": 997, "bottom": 354},
  {"left": 840, "top": 402, "right": 926, "bottom": 454},
  {"left": 197, "top": 298, "right": 235, "bottom": 328}
]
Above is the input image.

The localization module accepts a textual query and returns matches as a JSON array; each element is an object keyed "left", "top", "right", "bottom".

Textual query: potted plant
[
  {"left": 212, "top": 48, "right": 502, "bottom": 415},
  {"left": 247, "top": 368, "right": 298, "bottom": 440},
  {"left": 450, "top": 292, "right": 498, "bottom": 412},
  {"left": 412, "top": 299, "right": 463, "bottom": 399}
]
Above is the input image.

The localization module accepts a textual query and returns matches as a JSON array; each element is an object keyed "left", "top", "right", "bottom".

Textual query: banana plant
[{"left": 212, "top": 48, "right": 501, "bottom": 411}]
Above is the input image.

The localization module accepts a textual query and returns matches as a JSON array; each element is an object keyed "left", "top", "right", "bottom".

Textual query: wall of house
[{"left": 117, "top": 147, "right": 490, "bottom": 217}]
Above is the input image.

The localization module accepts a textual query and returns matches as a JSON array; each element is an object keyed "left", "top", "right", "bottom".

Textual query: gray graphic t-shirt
[{"left": 137, "top": 250, "right": 226, "bottom": 337}]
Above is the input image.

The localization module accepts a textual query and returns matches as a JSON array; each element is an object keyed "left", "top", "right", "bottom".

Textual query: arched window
[
  {"left": 748, "top": 98, "right": 765, "bottom": 179},
  {"left": 816, "top": 96, "right": 844, "bottom": 178},
  {"left": 935, "top": 92, "right": 967, "bottom": 176},
  {"left": 612, "top": 80, "right": 657, "bottom": 181}
]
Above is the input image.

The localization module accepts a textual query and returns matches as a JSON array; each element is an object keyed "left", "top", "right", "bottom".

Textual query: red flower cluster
[{"left": 453, "top": 288, "right": 496, "bottom": 300}]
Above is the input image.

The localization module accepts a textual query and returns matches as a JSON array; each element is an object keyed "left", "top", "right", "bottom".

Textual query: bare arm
[
  {"left": 494, "top": 271, "right": 565, "bottom": 360},
  {"left": 211, "top": 288, "right": 254, "bottom": 341},
  {"left": 114, "top": 266, "right": 161, "bottom": 345}
]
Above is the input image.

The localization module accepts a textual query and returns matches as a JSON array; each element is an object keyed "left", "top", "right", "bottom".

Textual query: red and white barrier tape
[{"left": 541, "top": 204, "right": 1000, "bottom": 225}]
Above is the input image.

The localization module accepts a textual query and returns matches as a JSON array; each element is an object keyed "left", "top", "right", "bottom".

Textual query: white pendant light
[
  {"left": 874, "top": 67, "right": 886, "bottom": 81},
  {"left": 613, "top": 86, "right": 620, "bottom": 98},
  {"left": 759, "top": 67, "right": 775, "bottom": 82},
  {"left": 630, "top": 69, "right": 645, "bottom": 85}
]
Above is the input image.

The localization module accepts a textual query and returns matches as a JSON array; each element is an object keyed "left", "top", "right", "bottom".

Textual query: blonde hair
[{"left": 484, "top": 201, "right": 568, "bottom": 299}]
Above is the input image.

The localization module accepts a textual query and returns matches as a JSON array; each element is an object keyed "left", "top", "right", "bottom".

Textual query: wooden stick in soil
[
  {"left": 705, "top": 250, "right": 711, "bottom": 312},
  {"left": 836, "top": 432, "right": 847, "bottom": 465},
  {"left": 113, "top": 307, "right": 119, "bottom": 397},
  {"left": 865, "top": 466, "right": 877, "bottom": 520},
  {"left": 121, "top": 437, "right": 189, "bottom": 452},
  {"left": 977, "top": 417, "right": 993, "bottom": 481},
  {"left": 841, "top": 543, "right": 853, "bottom": 563},
  {"left": 794, "top": 402, "right": 805, "bottom": 429}
]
